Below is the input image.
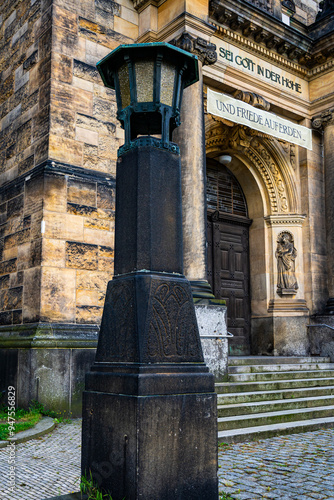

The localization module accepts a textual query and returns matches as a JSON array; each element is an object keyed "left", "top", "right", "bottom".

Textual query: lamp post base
[
  {"left": 81, "top": 371, "right": 218, "bottom": 500},
  {"left": 81, "top": 271, "right": 218, "bottom": 500}
]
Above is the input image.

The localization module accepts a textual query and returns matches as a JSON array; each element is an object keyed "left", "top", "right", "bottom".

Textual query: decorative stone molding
[
  {"left": 264, "top": 214, "right": 306, "bottom": 226},
  {"left": 209, "top": 0, "right": 334, "bottom": 71},
  {"left": 312, "top": 109, "right": 334, "bottom": 130},
  {"left": 171, "top": 32, "right": 217, "bottom": 66},
  {"left": 205, "top": 120, "right": 294, "bottom": 214}
]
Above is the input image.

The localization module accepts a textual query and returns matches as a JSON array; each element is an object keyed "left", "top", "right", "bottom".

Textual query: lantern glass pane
[
  {"left": 160, "top": 62, "right": 176, "bottom": 107},
  {"left": 118, "top": 63, "right": 131, "bottom": 108},
  {"left": 135, "top": 60, "right": 154, "bottom": 102}
]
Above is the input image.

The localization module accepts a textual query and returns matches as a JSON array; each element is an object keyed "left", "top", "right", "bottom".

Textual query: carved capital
[
  {"left": 171, "top": 32, "right": 217, "bottom": 66},
  {"left": 312, "top": 109, "right": 334, "bottom": 130}
]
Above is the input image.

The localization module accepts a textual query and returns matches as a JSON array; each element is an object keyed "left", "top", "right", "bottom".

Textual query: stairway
[{"left": 216, "top": 356, "right": 334, "bottom": 443}]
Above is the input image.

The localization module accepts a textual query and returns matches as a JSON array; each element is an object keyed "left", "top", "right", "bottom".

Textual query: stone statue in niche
[{"left": 275, "top": 231, "right": 298, "bottom": 295}]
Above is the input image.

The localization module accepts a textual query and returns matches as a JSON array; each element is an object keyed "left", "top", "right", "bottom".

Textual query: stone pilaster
[
  {"left": 172, "top": 34, "right": 217, "bottom": 299},
  {"left": 313, "top": 109, "right": 334, "bottom": 313}
]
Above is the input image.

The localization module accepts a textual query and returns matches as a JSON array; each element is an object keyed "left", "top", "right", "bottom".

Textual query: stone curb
[{"left": 0, "top": 416, "right": 56, "bottom": 447}]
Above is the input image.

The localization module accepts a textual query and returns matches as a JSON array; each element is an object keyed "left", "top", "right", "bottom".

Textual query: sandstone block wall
[
  {"left": 0, "top": 168, "right": 115, "bottom": 327},
  {"left": 0, "top": 0, "right": 138, "bottom": 328}
]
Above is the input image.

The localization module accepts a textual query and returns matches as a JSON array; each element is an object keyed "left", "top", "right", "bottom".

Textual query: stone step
[
  {"left": 228, "top": 356, "right": 330, "bottom": 366},
  {"left": 228, "top": 369, "right": 334, "bottom": 382},
  {"left": 217, "top": 384, "right": 334, "bottom": 405},
  {"left": 217, "top": 405, "right": 334, "bottom": 431},
  {"left": 217, "top": 394, "right": 334, "bottom": 417},
  {"left": 228, "top": 362, "right": 334, "bottom": 374},
  {"left": 217, "top": 416, "right": 334, "bottom": 444},
  {"left": 216, "top": 376, "right": 334, "bottom": 394}
]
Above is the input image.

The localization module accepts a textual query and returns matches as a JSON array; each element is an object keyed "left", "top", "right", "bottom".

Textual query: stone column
[
  {"left": 313, "top": 109, "right": 334, "bottom": 313},
  {"left": 172, "top": 34, "right": 217, "bottom": 299}
]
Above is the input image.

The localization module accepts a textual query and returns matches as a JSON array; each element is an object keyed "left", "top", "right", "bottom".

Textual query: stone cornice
[
  {"left": 264, "top": 214, "right": 307, "bottom": 225},
  {"left": 209, "top": 0, "right": 334, "bottom": 74},
  {"left": 0, "top": 159, "right": 116, "bottom": 193}
]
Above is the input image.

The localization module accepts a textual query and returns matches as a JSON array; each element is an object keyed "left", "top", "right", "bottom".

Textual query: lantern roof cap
[{"left": 97, "top": 42, "right": 199, "bottom": 90}]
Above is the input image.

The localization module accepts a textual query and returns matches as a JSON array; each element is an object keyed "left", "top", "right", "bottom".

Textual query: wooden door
[{"left": 206, "top": 160, "right": 251, "bottom": 355}]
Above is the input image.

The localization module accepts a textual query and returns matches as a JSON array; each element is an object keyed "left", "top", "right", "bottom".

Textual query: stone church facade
[{"left": 1, "top": 0, "right": 334, "bottom": 413}]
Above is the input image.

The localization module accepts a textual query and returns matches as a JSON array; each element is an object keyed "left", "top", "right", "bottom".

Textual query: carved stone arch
[{"left": 205, "top": 115, "right": 298, "bottom": 215}]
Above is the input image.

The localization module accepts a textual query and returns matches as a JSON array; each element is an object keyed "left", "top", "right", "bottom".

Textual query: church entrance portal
[{"left": 206, "top": 159, "right": 252, "bottom": 355}]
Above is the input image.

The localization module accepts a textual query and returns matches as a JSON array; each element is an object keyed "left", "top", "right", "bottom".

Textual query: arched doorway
[{"left": 206, "top": 158, "right": 252, "bottom": 355}]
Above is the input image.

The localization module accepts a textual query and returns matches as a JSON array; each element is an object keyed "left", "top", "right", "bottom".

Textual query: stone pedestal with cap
[{"left": 81, "top": 43, "right": 218, "bottom": 500}]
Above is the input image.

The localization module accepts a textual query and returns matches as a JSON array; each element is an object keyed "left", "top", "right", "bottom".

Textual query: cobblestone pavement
[
  {"left": 219, "top": 428, "right": 334, "bottom": 500},
  {"left": 0, "top": 421, "right": 333, "bottom": 499},
  {"left": 0, "top": 419, "right": 82, "bottom": 500}
]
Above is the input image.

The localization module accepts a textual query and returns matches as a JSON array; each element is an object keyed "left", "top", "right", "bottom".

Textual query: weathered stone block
[
  {"left": 99, "top": 245, "right": 114, "bottom": 259},
  {"left": 41, "top": 267, "right": 76, "bottom": 322},
  {"left": 25, "top": 176, "right": 44, "bottom": 214},
  {"left": 42, "top": 238, "right": 66, "bottom": 267},
  {"left": 66, "top": 241, "right": 98, "bottom": 270},
  {"left": 32, "top": 105, "right": 50, "bottom": 142},
  {"left": 73, "top": 59, "right": 101, "bottom": 85},
  {"left": 53, "top": 5, "right": 77, "bottom": 33},
  {"left": 23, "top": 266, "right": 41, "bottom": 322},
  {"left": 3, "top": 246, "right": 18, "bottom": 261},
  {"left": 52, "top": 27, "right": 85, "bottom": 60},
  {"left": 0, "top": 275, "right": 10, "bottom": 289},
  {"left": 44, "top": 211, "right": 66, "bottom": 239},
  {"left": 13, "top": 309, "right": 22, "bottom": 324},
  {"left": 9, "top": 271, "right": 24, "bottom": 288},
  {"left": 52, "top": 52, "right": 73, "bottom": 84},
  {"left": 68, "top": 179, "right": 97, "bottom": 206},
  {"left": 97, "top": 183, "right": 115, "bottom": 210},
  {"left": 34, "top": 136, "right": 49, "bottom": 164},
  {"left": 49, "top": 134, "right": 83, "bottom": 166},
  {"left": 44, "top": 174, "right": 67, "bottom": 212},
  {"left": 5, "top": 216, "right": 24, "bottom": 236},
  {"left": 4, "top": 229, "right": 30, "bottom": 250},
  {"left": 84, "top": 217, "right": 110, "bottom": 230},
  {"left": 76, "top": 305, "right": 103, "bottom": 324},
  {"left": 7, "top": 195, "right": 24, "bottom": 219},
  {"left": 84, "top": 227, "right": 114, "bottom": 246},
  {"left": 0, "top": 311, "right": 12, "bottom": 325},
  {"left": 67, "top": 202, "right": 98, "bottom": 217},
  {"left": 1, "top": 286, "right": 23, "bottom": 310},
  {"left": 66, "top": 214, "right": 84, "bottom": 241},
  {"left": 50, "top": 106, "right": 76, "bottom": 140},
  {"left": 76, "top": 126, "right": 99, "bottom": 146},
  {"left": 76, "top": 289, "right": 99, "bottom": 306},
  {"left": 98, "top": 257, "right": 114, "bottom": 272},
  {"left": 17, "top": 242, "right": 32, "bottom": 271},
  {"left": 83, "top": 144, "right": 99, "bottom": 169},
  {"left": 76, "top": 269, "right": 109, "bottom": 291}
]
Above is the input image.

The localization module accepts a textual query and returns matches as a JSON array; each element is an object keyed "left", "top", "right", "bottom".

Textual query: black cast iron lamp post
[{"left": 81, "top": 42, "right": 218, "bottom": 500}]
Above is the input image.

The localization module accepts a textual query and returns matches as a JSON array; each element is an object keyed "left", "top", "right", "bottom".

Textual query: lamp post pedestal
[{"left": 81, "top": 146, "right": 218, "bottom": 500}]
